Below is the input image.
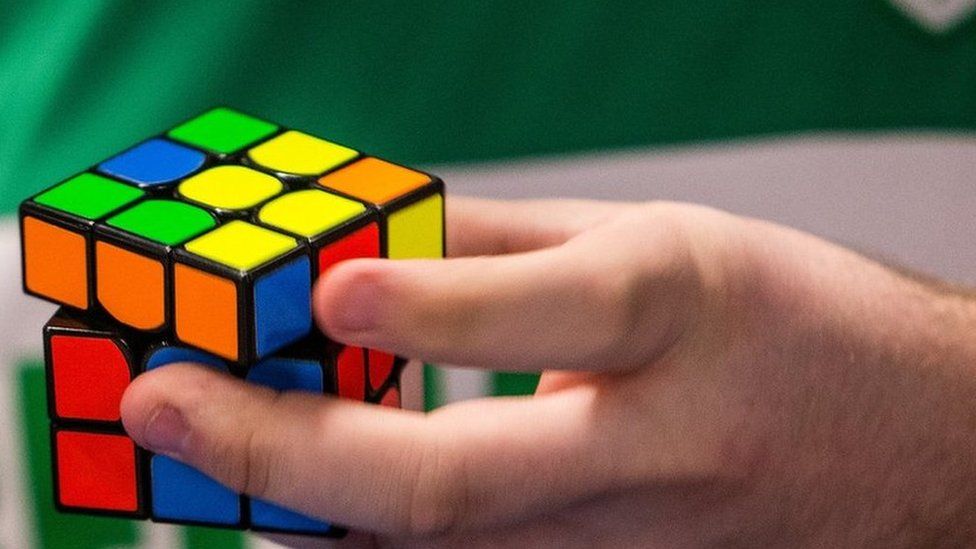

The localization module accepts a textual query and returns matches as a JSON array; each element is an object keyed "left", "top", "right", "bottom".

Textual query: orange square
[
  {"left": 316, "top": 157, "right": 431, "bottom": 206},
  {"left": 22, "top": 216, "right": 89, "bottom": 309},
  {"left": 174, "top": 264, "right": 239, "bottom": 360},
  {"left": 95, "top": 242, "right": 165, "bottom": 330}
]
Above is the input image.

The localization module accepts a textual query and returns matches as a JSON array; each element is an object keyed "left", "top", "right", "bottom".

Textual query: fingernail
[
  {"left": 331, "top": 281, "right": 381, "bottom": 332},
  {"left": 143, "top": 405, "right": 190, "bottom": 458}
]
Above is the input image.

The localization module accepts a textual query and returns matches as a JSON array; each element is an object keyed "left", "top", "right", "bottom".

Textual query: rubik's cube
[{"left": 19, "top": 107, "right": 444, "bottom": 536}]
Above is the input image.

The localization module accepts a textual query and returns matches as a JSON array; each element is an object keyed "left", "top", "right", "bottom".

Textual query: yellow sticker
[
  {"left": 387, "top": 194, "right": 444, "bottom": 259},
  {"left": 258, "top": 189, "right": 367, "bottom": 238},
  {"left": 247, "top": 130, "right": 358, "bottom": 176},
  {"left": 184, "top": 221, "right": 298, "bottom": 271},
  {"left": 179, "top": 166, "right": 282, "bottom": 210}
]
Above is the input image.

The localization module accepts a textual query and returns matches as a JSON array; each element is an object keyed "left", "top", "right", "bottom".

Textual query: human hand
[{"left": 121, "top": 196, "right": 976, "bottom": 547}]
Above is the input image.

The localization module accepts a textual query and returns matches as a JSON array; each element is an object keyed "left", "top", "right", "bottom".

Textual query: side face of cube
[
  {"left": 173, "top": 221, "right": 312, "bottom": 364},
  {"left": 45, "top": 309, "right": 147, "bottom": 518}
]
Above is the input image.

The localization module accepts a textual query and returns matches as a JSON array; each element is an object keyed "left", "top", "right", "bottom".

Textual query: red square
[
  {"left": 318, "top": 222, "right": 380, "bottom": 275},
  {"left": 337, "top": 346, "right": 366, "bottom": 400},
  {"left": 367, "top": 349, "right": 396, "bottom": 392},
  {"left": 55, "top": 430, "right": 140, "bottom": 513},
  {"left": 50, "top": 335, "right": 132, "bottom": 421},
  {"left": 380, "top": 387, "right": 401, "bottom": 408}
]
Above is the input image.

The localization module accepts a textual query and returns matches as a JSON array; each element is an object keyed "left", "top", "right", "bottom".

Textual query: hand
[{"left": 121, "top": 196, "right": 976, "bottom": 548}]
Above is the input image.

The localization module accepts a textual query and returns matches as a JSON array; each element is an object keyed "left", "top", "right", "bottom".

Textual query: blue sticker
[
  {"left": 98, "top": 139, "right": 205, "bottom": 187},
  {"left": 144, "top": 345, "right": 227, "bottom": 372},
  {"left": 249, "top": 498, "right": 332, "bottom": 533},
  {"left": 246, "top": 357, "right": 323, "bottom": 392},
  {"left": 253, "top": 256, "right": 311, "bottom": 358},
  {"left": 151, "top": 456, "right": 240, "bottom": 525}
]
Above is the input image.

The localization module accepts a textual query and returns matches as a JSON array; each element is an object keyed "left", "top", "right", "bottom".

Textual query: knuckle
[{"left": 404, "top": 434, "right": 471, "bottom": 536}]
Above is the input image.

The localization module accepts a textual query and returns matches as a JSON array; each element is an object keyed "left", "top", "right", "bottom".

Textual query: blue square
[
  {"left": 144, "top": 345, "right": 227, "bottom": 372},
  {"left": 245, "top": 356, "right": 330, "bottom": 533},
  {"left": 249, "top": 498, "right": 332, "bottom": 534},
  {"left": 98, "top": 138, "right": 205, "bottom": 187},
  {"left": 151, "top": 456, "right": 241, "bottom": 525},
  {"left": 247, "top": 357, "right": 323, "bottom": 392},
  {"left": 253, "top": 256, "right": 312, "bottom": 358}
]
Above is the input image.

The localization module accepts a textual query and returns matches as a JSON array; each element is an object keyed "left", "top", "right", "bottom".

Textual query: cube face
[
  {"left": 53, "top": 430, "right": 143, "bottom": 516},
  {"left": 22, "top": 106, "right": 441, "bottom": 537}
]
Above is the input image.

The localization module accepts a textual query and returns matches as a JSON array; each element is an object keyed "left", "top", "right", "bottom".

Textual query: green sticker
[
  {"left": 107, "top": 199, "right": 216, "bottom": 246},
  {"left": 168, "top": 107, "right": 278, "bottom": 154},
  {"left": 33, "top": 173, "right": 144, "bottom": 220}
]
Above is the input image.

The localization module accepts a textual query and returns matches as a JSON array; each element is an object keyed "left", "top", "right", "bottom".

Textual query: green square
[
  {"left": 107, "top": 199, "right": 217, "bottom": 246},
  {"left": 33, "top": 173, "right": 144, "bottom": 220},
  {"left": 168, "top": 107, "right": 278, "bottom": 155}
]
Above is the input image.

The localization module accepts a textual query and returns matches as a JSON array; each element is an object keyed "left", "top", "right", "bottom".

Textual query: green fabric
[
  {"left": 169, "top": 107, "right": 278, "bottom": 155},
  {"left": 32, "top": 173, "right": 144, "bottom": 220},
  {"left": 107, "top": 199, "right": 216, "bottom": 246},
  {"left": 2, "top": 1, "right": 975, "bottom": 215}
]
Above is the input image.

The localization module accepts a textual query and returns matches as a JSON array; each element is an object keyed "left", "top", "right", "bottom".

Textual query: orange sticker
[
  {"left": 23, "top": 217, "right": 88, "bottom": 309},
  {"left": 174, "top": 264, "right": 239, "bottom": 361}
]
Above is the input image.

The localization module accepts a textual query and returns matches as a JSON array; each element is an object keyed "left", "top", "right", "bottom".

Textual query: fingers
[
  {"left": 446, "top": 196, "right": 623, "bottom": 257},
  {"left": 316, "top": 209, "right": 699, "bottom": 372},
  {"left": 120, "top": 364, "right": 617, "bottom": 536}
]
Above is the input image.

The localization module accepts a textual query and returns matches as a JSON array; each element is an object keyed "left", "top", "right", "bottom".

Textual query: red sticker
[
  {"left": 318, "top": 222, "right": 380, "bottom": 275},
  {"left": 51, "top": 335, "right": 131, "bottom": 421},
  {"left": 337, "top": 346, "right": 366, "bottom": 401},
  {"left": 56, "top": 430, "right": 139, "bottom": 512}
]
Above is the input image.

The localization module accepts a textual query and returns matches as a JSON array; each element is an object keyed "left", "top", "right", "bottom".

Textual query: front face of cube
[{"left": 174, "top": 221, "right": 312, "bottom": 363}]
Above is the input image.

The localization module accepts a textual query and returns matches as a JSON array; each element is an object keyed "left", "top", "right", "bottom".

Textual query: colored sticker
[
  {"left": 55, "top": 431, "right": 139, "bottom": 513},
  {"left": 22, "top": 217, "right": 89, "bottom": 309},
  {"left": 50, "top": 335, "right": 131, "bottom": 421},
  {"left": 168, "top": 107, "right": 277, "bottom": 154},
  {"left": 98, "top": 139, "right": 206, "bottom": 187},
  {"left": 248, "top": 130, "right": 357, "bottom": 176},
  {"left": 96, "top": 242, "right": 166, "bottom": 330},
  {"left": 258, "top": 189, "right": 367, "bottom": 238},
  {"left": 174, "top": 264, "right": 239, "bottom": 361},
  {"left": 318, "top": 222, "right": 380, "bottom": 274},
  {"left": 179, "top": 166, "right": 283, "bottom": 211},
  {"left": 106, "top": 199, "right": 216, "bottom": 246},
  {"left": 151, "top": 456, "right": 240, "bottom": 525},
  {"left": 317, "top": 157, "right": 431, "bottom": 205},
  {"left": 387, "top": 194, "right": 444, "bottom": 259},
  {"left": 253, "top": 257, "right": 312, "bottom": 358},
  {"left": 184, "top": 221, "right": 298, "bottom": 271},
  {"left": 33, "top": 173, "right": 144, "bottom": 220}
]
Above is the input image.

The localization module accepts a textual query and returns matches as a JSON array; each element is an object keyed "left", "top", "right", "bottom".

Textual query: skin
[{"left": 120, "top": 196, "right": 976, "bottom": 548}]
